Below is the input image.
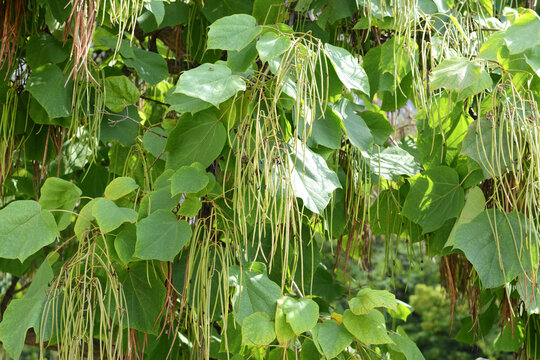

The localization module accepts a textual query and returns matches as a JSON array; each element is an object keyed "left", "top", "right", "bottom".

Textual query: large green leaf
[
  {"left": 227, "top": 40, "right": 258, "bottom": 73},
  {"left": 121, "top": 262, "right": 166, "bottom": 334},
  {"left": 305, "top": 107, "right": 342, "bottom": 150},
  {"left": 279, "top": 296, "right": 319, "bottom": 335},
  {"left": 92, "top": 198, "right": 137, "bottom": 233},
  {"left": 39, "top": 177, "right": 82, "bottom": 231},
  {"left": 174, "top": 63, "right": 246, "bottom": 107},
  {"left": 135, "top": 210, "right": 192, "bottom": 261},
  {"left": 349, "top": 288, "right": 397, "bottom": 315},
  {"left": 461, "top": 118, "right": 516, "bottom": 178},
  {"left": 25, "top": 33, "right": 69, "bottom": 69},
  {"left": 416, "top": 96, "right": 471, "bottom": 167},
  {"left": 402, "top": 166, "right": 465, "bottom": 233},
  {"left": 288, "top": 138, "right": 341, "bottom": 214},
  {"left": 0, "top": 201, "right": 58, "bottom": 261},
  {"left": 324, "top": 43, "right": 370, "bottom": 96},
  {"left": 104, "top": 177, "right": 139, "bottom": 200},
  {"left": 502, "top": 10, "right": 540, "bottom": 54},
  {"left": 100, "top": 106, "right": 141, "bottom": 147},
  {"left": 275, "top": 301, "right": 295, "bottom": 343},
  {"left": 170, "top": 164, "right": 209, "bottom": 195},
  {"left": 342, "top": 309, "right": 393, "bottom": 345},
  {"left": 430, "top": 58, "right": 492, "bottom": 100},
  {"left": 361, "top": 37, "right": 411, "bottom": 96},
  {"left": 207, "top": 14, "right": 262, "bottom": 51},
  {"left": 104, "top": 76, "right": 140, "bottom": 112},
  {"left": 241, "top": 312, "right": 276, "bottom": 346},
  {"left": 332, "top": 99, "right": 374, "bottom": 153},
  {"left": 312, "top": 320, "right": 353, "bottom": 359},
  {"left": 368, "top": 146, "right": 421, "bottom": 181},
  {"left": 115, "top": 224, "right": 137, "bottom": 264},
  {"left": 229, "top": 266, "right": 282, "bottom": 325},
  {"left": 445, "top": 187, "right": 486, "bottom": 248},
  {"left": 165, "top": 110, "right": 227, "bottom": 169},
  {"left": 388, "top": 329, "right": 426, "bottom": 360},
  {"left": 0, "top": 260, "right": 53, "bottom": 360},
  {"left": 74, "top": 198, "right": 98, "bottom": 240},
  {"left": 256, "top": 32, "right": 291, "bottom": 63},
  {"left": 454, "top": 209, "right": 536, "bottom": 288},
  {"left": 26, "top": 64, "right": 72, "bottom": 119},
  {"left": 165, "top": 90, "right": 213, "bottom": 114},
  {"left": 122, "top": 47, "right": 169, "bottom": 85}
]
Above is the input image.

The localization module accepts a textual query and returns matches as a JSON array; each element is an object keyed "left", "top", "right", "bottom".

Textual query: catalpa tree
[{"left": 0, "top": 0, "right": 539, "bottom": 359}]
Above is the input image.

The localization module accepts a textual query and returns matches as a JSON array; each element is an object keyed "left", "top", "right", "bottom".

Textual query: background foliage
[{"left": 0, "top": 0, "right": 540, "bottom": 359}]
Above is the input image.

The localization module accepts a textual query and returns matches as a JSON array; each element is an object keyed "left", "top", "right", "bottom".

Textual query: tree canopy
[{"left": 0, "top": 0, "right": 539, "bottom": 359}]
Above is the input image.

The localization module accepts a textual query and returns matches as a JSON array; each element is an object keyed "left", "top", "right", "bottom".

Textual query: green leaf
[
  {"left": 362, "top": 37, "right": 411, "bottom": 96},
  {"left": 454, "top": 209, "right": 536, "bottom": 288},
  {"left": 142, "top": 127, "right": 168, "bottom": 158},
  {"left": 324, "top": 43, "right": 370, "bottom": 96},
  {"left": 402, "top": 166, "right": 465, "bottom": 233},
  {"left": 387, "top": 300, "right": 413, "bottom": 322},
  {"left": 170, "top": 164, "right": 209, "bottom": 195},
  {"left": 343, "top": 309, "right": 393, "bottom": 345},
  {"left": 361, "top": 111, "right": 393, "bottom": 145},
  {"left": 123, "top": 47, "right": 169, "bottom": 85},
  {"left": 207, "top": 14, "right": 262, "bottom": 51},
  {"left": 388, "top": 329, "right": 426, "bottom": 360},
  {"left": 445, "top": 186, "right": 486, "bottom": 248},
  {"left": 165, "top": 90, "right": 213, "bottom": 114},
  {"left": 280, "top": 296, "right": 319, "bottom": 335},
  {"left": 461, "top": 118, "right": 517, "bottom": 178},
  {"left": 146, "top": 0, "right": 165, "bottom": 26},
  {"left": 430, "top": 58, "right": 492, "bottom": 100},
  {"left": 252, "top": 0, "right": 285, "bottom": 24},
  {"left": 105, "top": 177, "right": 139, "bottom": 200},
  {"left": 312, "top": 320, "right": 353, "bottom": 359},
  {"left": 74, "top": 198, "right": 98, "bottom": 240},
  {"left": 135, "top": 209, "right": 192, "bottom": 261},
  {"left": 416, "top": 96, "right": 471, "bottom": 167},
  {"left": 0, "top": 200, "right": 58, "bottom": 262},
  {"left": 0, "top": 260, "right": 53, "bottom": 360},
  {"left": 368, "top": 146, "right": 421, "bottom": 181},
  {"left": 115, "top": 224, "right": 137, "bottom": 264},
  {"left": 502, "top": 10, "right": 540, "bottom": 54},
  {"left": 39, "top": 177, "right": 81, "bottom": 231},
  {"left": 306, "top": 107, "right": 342, "bottom": 150},
  {"left": 166, "top": 110, "right": 227, "bottom": 169},
  {"left": 493, "top": 319, "right": 525, "bottom": 352},
  {"left": 230, "top": 266, "right": 282, "bottom": 325},
  {"left": 241, "top": 312, "right": 276, "bottom": 346},
  {"left": 27, "top": 64, "right": 72, "bottom": 119},
  {"left": 92, "top": 198, "right": 137, "bottom": 233},
  {"left": 100, "top": 106, "right": 141, "bottom": 146},
  {"left": 104, "top": 76, "right": 140, "bottom": 112},
  {"left": 333, "top": 98, "right": 374, "bottom": 152},
  {"left": 256, "top": 32, "right": 291, "bottom": 63},
  {"left": 177, "top": 196, "right": 202, "bottom": 217},
  {"left": 25, "top": 33, "right": 69, "bottom": 69},
  {"left": 227, "top": 40, "right": 258, "bottom": 73},
  {"left": 275, "top": 301, "right": 296, "bottom": 343},
  {"left": 288, "top": 138, "right": 341, "bottom": 214},
  {"left": 525, "top": 45, "right": 540, "bottom": 77},
  {"left": 517, "top": 276, "right": 540, "bottom": 315},
  {"left": 121, "top": 262, "right": 166, "bottom": 334},
  {"left": 139, "top": 171, "right": 182, "bottom": 216},
  {"left": 175, "top": 63, "right": 246, "bottom": 107},
  {"left": 349, "top": 288, "right": 397, "bottom": 315}
]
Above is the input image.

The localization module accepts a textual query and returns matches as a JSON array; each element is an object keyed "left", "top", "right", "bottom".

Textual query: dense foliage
[{"left": 0, "top": 0, "right": 539, "bottom": 359}]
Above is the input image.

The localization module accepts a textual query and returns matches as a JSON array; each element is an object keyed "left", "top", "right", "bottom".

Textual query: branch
[{"left": 0, "top": 276, "right": 19, "bottom": 320}]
